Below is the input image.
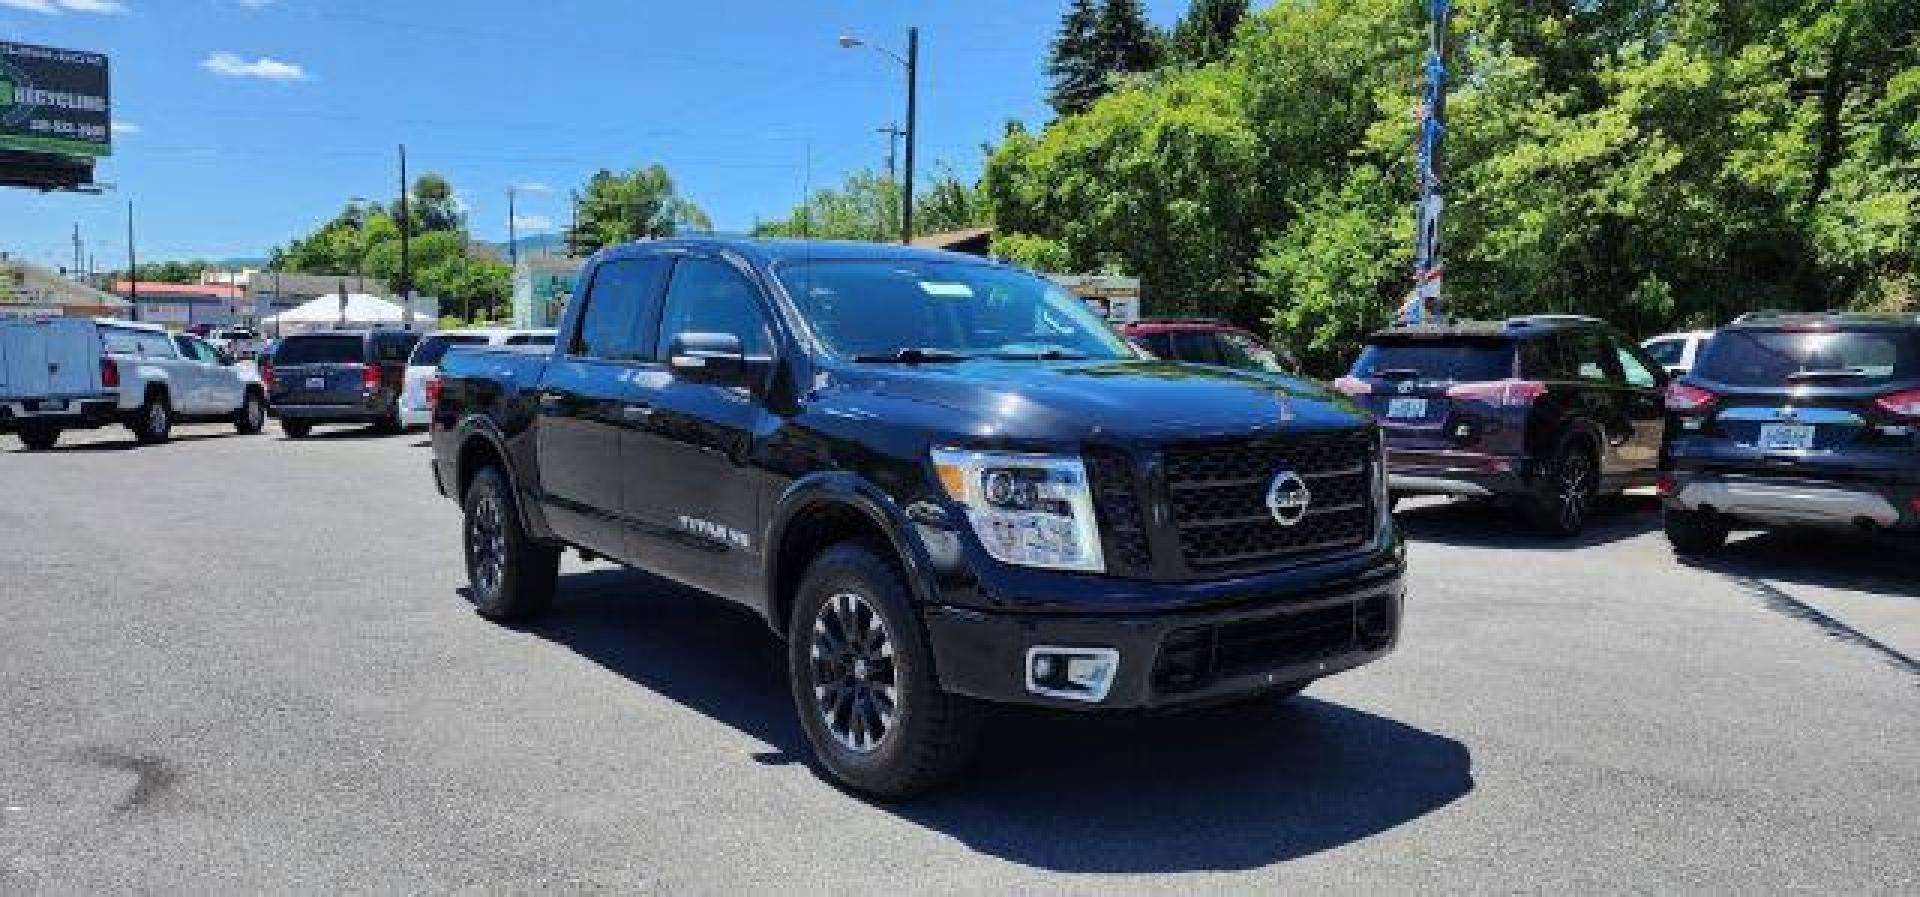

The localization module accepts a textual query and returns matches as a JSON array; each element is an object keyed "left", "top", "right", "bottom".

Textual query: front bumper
[
  {"left": 924, "top": 567, "right": 1403, "bottom": 711},
  {"left": 1665, "top": 469, "right": 1917, "bottom": 531}
]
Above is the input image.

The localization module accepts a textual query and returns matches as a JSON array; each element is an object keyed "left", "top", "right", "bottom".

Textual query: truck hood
[{"left": 822, "top": 359, "right": 1371, "bottom": 446}]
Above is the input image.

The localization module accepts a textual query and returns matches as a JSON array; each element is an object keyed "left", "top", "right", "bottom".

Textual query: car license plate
[
  {"left": 1758, "top": 423, "right": 1815, "bottom": 451},
  {"left": 35, "top": 399, "right": 67, "bottom": 413},
  {"left": 305, "top": 377, "right": 327, "bottom": 390},
  {"left": 1387, "top": 397, "right": 1428, "bottom": 419}
]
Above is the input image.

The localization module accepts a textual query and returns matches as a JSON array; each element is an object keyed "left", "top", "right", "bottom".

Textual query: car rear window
[
  {"left": 274, "top": 335, "right": 365, "bottom": 365},
  {"left": 1692, "top": 329, "right": 1919, "bottom": 386},
  {"left": 1642, "top": 339, "right": 1686, "bottom": 367},
  {"left": 1352, "top": 338, "right": 1515, "bottom": 382},
  {"left": 411, "top": 334, "right": 490, "bottom": 367}
]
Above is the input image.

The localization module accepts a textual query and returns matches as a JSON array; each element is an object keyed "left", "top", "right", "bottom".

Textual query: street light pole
[
  {"left": 397, "top": 143, "right": 412, "bottom": 331},
  {"left": 126, "top": 201, "right": 138, "bottom": 322}
]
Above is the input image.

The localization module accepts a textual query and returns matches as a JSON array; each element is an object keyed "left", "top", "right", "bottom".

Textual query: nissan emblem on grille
[{"left": 1265, "top": 470, "right": 1312, "bottom": 527}]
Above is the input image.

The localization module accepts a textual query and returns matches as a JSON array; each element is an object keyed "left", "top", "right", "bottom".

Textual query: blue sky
[{"left": 0, "top": 0, "right": 1192, "bottom": 269}]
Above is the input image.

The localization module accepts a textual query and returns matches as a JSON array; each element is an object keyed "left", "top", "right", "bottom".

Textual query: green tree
[
  {"left": 566, "top": 164, "right": 712, "bottom": 256},
  {"left": 1048, "top": 0, "right": 1106, "bottom": 116},
  {"left": 1096, "top": 0, "right": 1162, "bottom": 78},
  {"left": 1167, "top": 0, "right": 1247, "bottom": 68}
]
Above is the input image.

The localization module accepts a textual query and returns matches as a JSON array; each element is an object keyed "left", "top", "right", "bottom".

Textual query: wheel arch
[{"left": 763, "top": 473, "right": 940, "bottom": 639}]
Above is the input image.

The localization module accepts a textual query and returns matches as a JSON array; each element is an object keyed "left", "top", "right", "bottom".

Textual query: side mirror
[{"left": 668, "top": 332, "right": 747, "bottom": 386}]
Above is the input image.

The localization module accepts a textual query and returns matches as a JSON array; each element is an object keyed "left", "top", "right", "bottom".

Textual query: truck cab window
[
  {"left": 574, "top": 258, "right": 668, "bottom": 360},
  {"left": 655, "top": 257, "right": 770, "bottom": 358}
]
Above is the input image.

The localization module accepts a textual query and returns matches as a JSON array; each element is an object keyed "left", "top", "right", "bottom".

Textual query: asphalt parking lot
[{"left": 3, "top": 423, "right": 1915, "bottom": 891}]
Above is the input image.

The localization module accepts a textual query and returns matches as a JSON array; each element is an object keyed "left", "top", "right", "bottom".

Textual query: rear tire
[
  {"left": 1664, "top": 508, "right": 1730, "bottom": 555},
  {"left": 281, "top": 420, "right": 312, "bottom": 439},
  {"left": 234, "top": 390, "right": 267, "bottom": 435},
  {"left": 375, "top": 405, "right": 403, "bottom": 434},
  {"left": 788, "top": 540, "right": 981, "bottom": 800},
  {"left": 129, "top": 392, "right": 173, "bottom": 444},
  {"left": 17, "top": 426, "right": 60, "bottom": 451},
  {"left": 462, "top": 466, "right": 560, "bottom": 621},
  {"left": 1526, "top": 442, "right": 1597, "bottom": 536}
]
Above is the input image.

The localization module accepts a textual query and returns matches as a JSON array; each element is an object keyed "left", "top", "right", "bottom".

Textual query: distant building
[
  {"left": 910, "top": 227, "right": 993, "bottom": 257},
  {"left": 1, "top": 255, "right": 128, "bottom": 318},
  {"left": 511, "top": 257, "right": 585, "bottom": 328},
  {"left": 112, "top": 280, "right": 246, "bottom": 328}
]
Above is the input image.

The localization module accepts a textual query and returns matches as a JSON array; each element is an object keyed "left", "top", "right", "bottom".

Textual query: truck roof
[{"left": 595, "top": 237, "right": 1001, "bottom": 269}]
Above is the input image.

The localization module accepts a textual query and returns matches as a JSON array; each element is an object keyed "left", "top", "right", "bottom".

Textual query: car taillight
[
  {"left": 1874, "top": 388, "right": 1920, "bottom": 419},
  {"left": 1445, "top": 380, "right": 1545, "bottom": 407},
  {"left": 99, "top": 357, "right": 119, "bottom": 388},
  {"left": 1665, "top": 383, "right": 1718, "bottom": 413},
  {"left": 259, "top": 360, "right": 274, "bottom": 389},
  {"left": 425, "top": 376, "right": 443, "bottom": 412},
  {"left": 1332, "top": 376, "right": 1372, "bottom": 396},
  {"left": 362, "top": 364, "right": 381, "bottom": 391}
]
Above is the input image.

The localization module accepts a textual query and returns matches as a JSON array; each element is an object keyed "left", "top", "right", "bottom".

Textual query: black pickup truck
[{"left": 430, "top": 238, "right": 1404, "bottom": 797}]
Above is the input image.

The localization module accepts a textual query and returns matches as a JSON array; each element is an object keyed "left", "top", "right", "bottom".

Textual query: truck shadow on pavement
[
  {"left": 518, "top": 567, "right": 1475, "bottom": 873},
  {"left": 8, "top": 432, "right": 234, "bottom": 453},
  {"left": 1680, "top": 528, "right": 1919, "bottom": 601},
  {"left": 1394, "top": 494, "right": 1660, "bottom": 549}
]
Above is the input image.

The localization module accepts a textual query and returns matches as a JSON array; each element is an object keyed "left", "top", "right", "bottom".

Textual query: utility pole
[
  {"left": 397, "top": 143, "right": 412, "bottom": 330},
  {"left": 126, "top": 201, "right": 138, "bottom": 322},
  {"left": 71, "top": 223, "right": 82, "bottom": 277},
  {"left": 902, "top": 26, "right": 919, "bottom": 245},
  {"left": 507, "top": 188, "right": 519, "bottom": 270},
  {"left": 878, "top": 122, "right": 904, "bottom": 242},
  {"left": 1407, "top": 0, "right": 1451, "bottom": 325}
]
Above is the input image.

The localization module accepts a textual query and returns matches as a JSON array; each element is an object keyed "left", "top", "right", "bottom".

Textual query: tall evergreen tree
[
  {"left": 1169, "top": 0, "right": 1248, "bottom": 67},
  {"left": 1095, "top": 0, "right": 1162, "bottom": 77},
  {"left": 1047, "top": 0, "right": 1105, "bottom": 116}
]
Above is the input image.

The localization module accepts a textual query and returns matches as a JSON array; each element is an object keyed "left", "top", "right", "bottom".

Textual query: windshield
[
  {"left": 1217, "top": 331, "right": 1289, "bottom": 373},
  {"left": 1352, "top": 338, "right": 1516, "bottom": 381},
  {"left": 775, "top": 261, "right": 1133, "bottom": 361},
  {"left": 274, "top": 335, "right": 364, "bottom": 365},
  {"left": 411, "top": 334, "right": 490, "bottom": 367},
  {"left": 1692, "top": 329, "right": 1919, "bottom": 386}
]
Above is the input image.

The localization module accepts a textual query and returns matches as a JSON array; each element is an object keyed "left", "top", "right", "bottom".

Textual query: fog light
[{"left": 1025, "top": 646, "right": 1119, "bottom": 702}]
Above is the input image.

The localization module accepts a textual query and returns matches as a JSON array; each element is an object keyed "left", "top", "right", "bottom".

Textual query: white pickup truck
[{"left": 1, "top": 317, "right": 268, "bottom": 450}]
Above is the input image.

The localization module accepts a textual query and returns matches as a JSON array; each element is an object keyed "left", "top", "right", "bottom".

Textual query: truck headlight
[{"left": 930, "top": 449, "right": 1104, "bottom": 573}]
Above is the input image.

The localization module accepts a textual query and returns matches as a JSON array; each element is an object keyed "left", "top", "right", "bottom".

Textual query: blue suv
[{"left": 1661, "top": 312, "right": 1920, "bottom": 552}]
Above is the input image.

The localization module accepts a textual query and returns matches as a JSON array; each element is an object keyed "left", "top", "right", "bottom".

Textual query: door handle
[{"left": 621, "top": 403, "right": 654, "bottom": 422}]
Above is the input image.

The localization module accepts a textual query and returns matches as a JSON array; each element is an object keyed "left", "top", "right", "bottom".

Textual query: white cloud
[
  {"left": 511, "top": 214, "right": 555, "bottom": 232},
  {"left": 110, "top": 121, "right": 140, "bottom": 135},
  {"left": 513, "top": 182, "right": 553, "bottom": 194},
  {"left": 1, "top": 0, "right": 126, "bottom": 12},
  {"left": 202, "top": 52, "right": 310, "bottom": 82}
]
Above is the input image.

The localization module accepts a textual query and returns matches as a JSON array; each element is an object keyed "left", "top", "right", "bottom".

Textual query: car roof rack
[{"left": 1506, "top": 314, "right": 1605, "bottom": 328}]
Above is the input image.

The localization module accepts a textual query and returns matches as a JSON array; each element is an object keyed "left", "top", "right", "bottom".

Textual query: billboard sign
[{"left": 0, "top": 42, "right": 110, "bottom": 158}]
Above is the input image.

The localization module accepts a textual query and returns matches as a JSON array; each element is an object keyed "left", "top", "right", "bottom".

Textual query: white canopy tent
[{"left": 262, "top": 292, "right": 434, "bottom": 336}]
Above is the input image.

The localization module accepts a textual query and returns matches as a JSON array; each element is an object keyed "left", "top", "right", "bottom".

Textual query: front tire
[
  {"left": 1664, "top": 508, "right": 1730, "bottom": 555},
  {"left": 462, "top": 466, "right": 560, "bottom": 621},
  {"left": 788, "top": 540, "right": 980, "bottom": 800},
  {"left": 129, "top": 393, "right": 173, "bottom": 444},
  {"left": 1527, "top": 443, "right": 1597, "bottom": 536},
  {"left": 17, "top": 425, "right": 60, "bottom": 451},
  {"left": 234, "top": 390, "right": 267, "bottom": 435}
]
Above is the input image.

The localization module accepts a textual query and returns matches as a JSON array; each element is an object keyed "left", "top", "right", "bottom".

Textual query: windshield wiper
[
  {"left": 849, "top": 347, "right": 973, "bottom": 364},
  {"left": 1785, "top": 368, "right": 1869, "bottom": 382},
  {"left": 990, "top": 349, "right": 1088, "bottom": 360}
]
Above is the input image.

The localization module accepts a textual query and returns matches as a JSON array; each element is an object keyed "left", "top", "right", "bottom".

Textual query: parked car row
[{"left": 1, "top": 316, "right": 266, "bottom": 449}]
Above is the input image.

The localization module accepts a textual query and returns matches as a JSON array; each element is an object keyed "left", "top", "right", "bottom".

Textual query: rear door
[
  {"left": 533, "top": 256, "right": 671, "bottom": 558},
  {"left": 272, "top": 334, "right": 368, "bottom": 407},
  {"left": 1349, "top": 335, "right": 1518, "bottom": 450}
]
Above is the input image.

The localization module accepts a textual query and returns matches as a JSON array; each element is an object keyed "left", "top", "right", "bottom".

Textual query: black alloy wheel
[{"left": 809, "top": 591, "right": 900, "bottom": 754}]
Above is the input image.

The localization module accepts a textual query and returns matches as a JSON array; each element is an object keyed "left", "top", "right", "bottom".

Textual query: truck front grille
[
  {"left": 1162, "top": 430, "right": 1377, "bottom": 570},
  {"left": 1086, "top": 446, "right": 1152, "bottom": 575}
]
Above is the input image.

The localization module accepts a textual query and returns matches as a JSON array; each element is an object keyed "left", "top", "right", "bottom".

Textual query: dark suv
[
  {"left": 264, "top": 329, "right": 421, "bottom": 437},
  {"left": 1337, "top": 316, "right": 1669, "bottom": 534},
  {"left": 1661, "top": 312, "right": 1920, "bottom": 551},
  {"left": 1121, "top": 319, "right": 1298, "bottom": 374}
]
